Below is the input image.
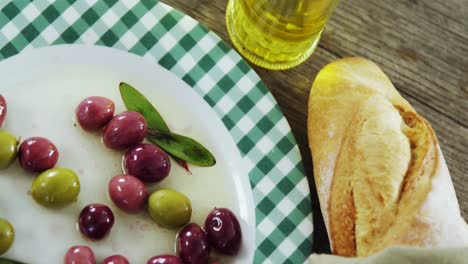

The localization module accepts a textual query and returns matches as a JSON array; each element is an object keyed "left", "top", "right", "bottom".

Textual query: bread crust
[{"left": 308, "top": 58, "right": 468, "bottom": 257}]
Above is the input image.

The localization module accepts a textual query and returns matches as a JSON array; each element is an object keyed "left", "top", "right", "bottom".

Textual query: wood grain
[{"left": 161, "top": 0, "right": 468, "bottom": 254}]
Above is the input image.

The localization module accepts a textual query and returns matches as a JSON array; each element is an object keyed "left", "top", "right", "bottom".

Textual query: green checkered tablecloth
[{"left": 0, "top": 1, "right": 313, "bottom": 263}]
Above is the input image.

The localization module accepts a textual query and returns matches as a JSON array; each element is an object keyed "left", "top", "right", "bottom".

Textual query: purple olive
[
  {"left": 18, "top": 137, "right": 58, "bottom": 172},
  {"left": 123, "top": 144, "right": 171, "bottom": 182},
  {"left": 146, "top": 255, "right": 183, "bottom": 264},
  {"left": 64, "top": 245, "right": 96, "bottom": 264},
  {"left": 0, "top": 95, "right": 6, "bottom": 127},
  {"left": 102, "top": 255, "right": 129, "bottom": 264},
  {"left": 177, "top": 223, "right": 210, "bottom": 264},
  {"left": 204, "top": 208, "right": 242, "bottom": 255},
  {"left": 103, "top": 111, "right": 147, "bottom": 150},
  {"left": 78, "top": 204, "right": 114, "bottom": 240},
  {"left": 108, "top": 174, "right": 147, "bottom": 213},
  {"left": 76, "top": 96, "right": 115, "bottom": 131}
]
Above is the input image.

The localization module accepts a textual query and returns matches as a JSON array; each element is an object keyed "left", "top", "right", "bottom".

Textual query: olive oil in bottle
[{"left": 226, "top": 0, "right": 339, "bottom": 70}]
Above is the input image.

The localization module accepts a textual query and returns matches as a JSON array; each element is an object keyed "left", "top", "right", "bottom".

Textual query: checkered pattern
[{"left": 0, "top": 1, "right": 313, "bottom": 263}]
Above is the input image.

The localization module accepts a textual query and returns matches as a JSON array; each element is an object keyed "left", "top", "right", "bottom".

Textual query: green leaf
[
  {"left": 147, "top": 131, "right": 216, "bottom": 167},
  {"left": 120, "top": 82, "right": 216, "bottom": 167},
  {"left": 0, "top": 258, "right": 26, "bottom": 264},
  {"left": 119, "top": 82, "right": 170, "bottom": 132}
]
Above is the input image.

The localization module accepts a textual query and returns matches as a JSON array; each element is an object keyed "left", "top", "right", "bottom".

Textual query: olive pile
[
  {"left": 72, "top": 96, "right": 243, "bottom": 263},
  {"left": 0, "top": 94, "right": 243, "bottom": 263},
  {"left": 1, "top": 94, "right": 81, "bottom": 255},
  {"left": 66, "top": 206, "right": 242, "bottom": 264},
  {"left": 0, "top": 95, "right": 14, "bottom": 255}
]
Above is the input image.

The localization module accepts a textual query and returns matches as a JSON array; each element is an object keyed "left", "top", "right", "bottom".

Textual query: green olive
[
  {"left": 0, "top": 218, "right": 14, "bottom": 255},
  {"left": 31, "top": 168, "right": 80, "bottom": 208},
  {"left": 148, "top": 189, "right": 192, "bottom": 228},
  {"left": 0, "top": 131, "right": 17, "bottom": 169}
]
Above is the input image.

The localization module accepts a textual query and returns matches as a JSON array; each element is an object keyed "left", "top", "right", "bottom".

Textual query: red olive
[
  {"left": 146, "top": 255, "right": 183, "bottom": 264},
  {"left": 76, "top": 96, "right": 115, "bottom": 131},
  {"left": 177, "top": 223, "right": 210, "bottom": 264},
  {"left": 108, "top": 174, "right": 147, "bottom": 213},
  {"left": 78, "top": 204, "right": 114, "bottom": 240},
  {"left": 103, "top": 111, "right": 147, "bottom": 150},
  {"left": 204, "top": 208, "right": 242, "bottom": 255},
  {"left": 64, "top": 245, "right": 96, "bottom": 264},
  {"left": 102, "top": 255, "right": 129, "bottom": 264},
  {"left": 123, "top": 144, "right": 171, "bottom": 182},
  {"left": 0, "top": 95, "right": 6, "bottom": 127},
  {"left": 18, "top": 137, "right": 58, "bottom": 172}
]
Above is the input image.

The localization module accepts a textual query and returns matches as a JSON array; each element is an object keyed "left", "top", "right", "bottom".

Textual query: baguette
[{"left": 307, "top": 57, "right": 468, "bottom": 257}]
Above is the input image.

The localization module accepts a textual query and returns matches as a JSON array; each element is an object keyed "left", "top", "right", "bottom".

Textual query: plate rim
[{"left": 0, "top": 44, "right": 256, "bottom": 263}]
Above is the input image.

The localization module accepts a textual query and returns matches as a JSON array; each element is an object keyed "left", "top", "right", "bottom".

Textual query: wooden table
[{"left": 161, "top": 0, "right": 468, "bottom": 254}]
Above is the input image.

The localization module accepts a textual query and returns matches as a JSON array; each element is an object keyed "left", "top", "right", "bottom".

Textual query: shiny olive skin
[
  {"left": 32, "top": 168, "right": 80, "bottom": 208},
  {"left": 18, "top": 137, "right": 58, "bottom": 172},
  {"left": 204, "top": 208, "right": 242, "bottom": 255},
  {"left": 123, "top": 144, "right": 171, "bottom": 182},
  {"left": 64, "top": 245, "right": 96, "bottom": 264},
  {"left": 0, "top": 218, "right": 14, "bottom": 255},
  {"left": 0, "top": 95, "right": 6, "bottom": 127},
  {"left": 76, "top": 96, "right": 115, "bottom": 131},
  {"left": 102, "top": 255, "right": 129, "bottom": 264},
  {"left": 147, "top": 189, "right": 191, "bottom": 228},
  {"left": 146, "top": 255, "right": 183, "bottom": 264},
  {"left": 79, "top": 204, "right": 114, "bottom": 240},
  {"left": 177, "top": 223, "right": 210, "bottom": 264},
  {"left": 102, "top": 111, "right": 147, "bottom": 150},
  {"left": 0, "top": 130, "right": 17, "bottom": 169},
  {"left": 108, "top": 174, "right": 147, "bottom": 213}
]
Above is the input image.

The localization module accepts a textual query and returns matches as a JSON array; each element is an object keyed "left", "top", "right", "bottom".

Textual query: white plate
[{"left": 0, "top": 45, "right": 255, "bottom": 263}]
